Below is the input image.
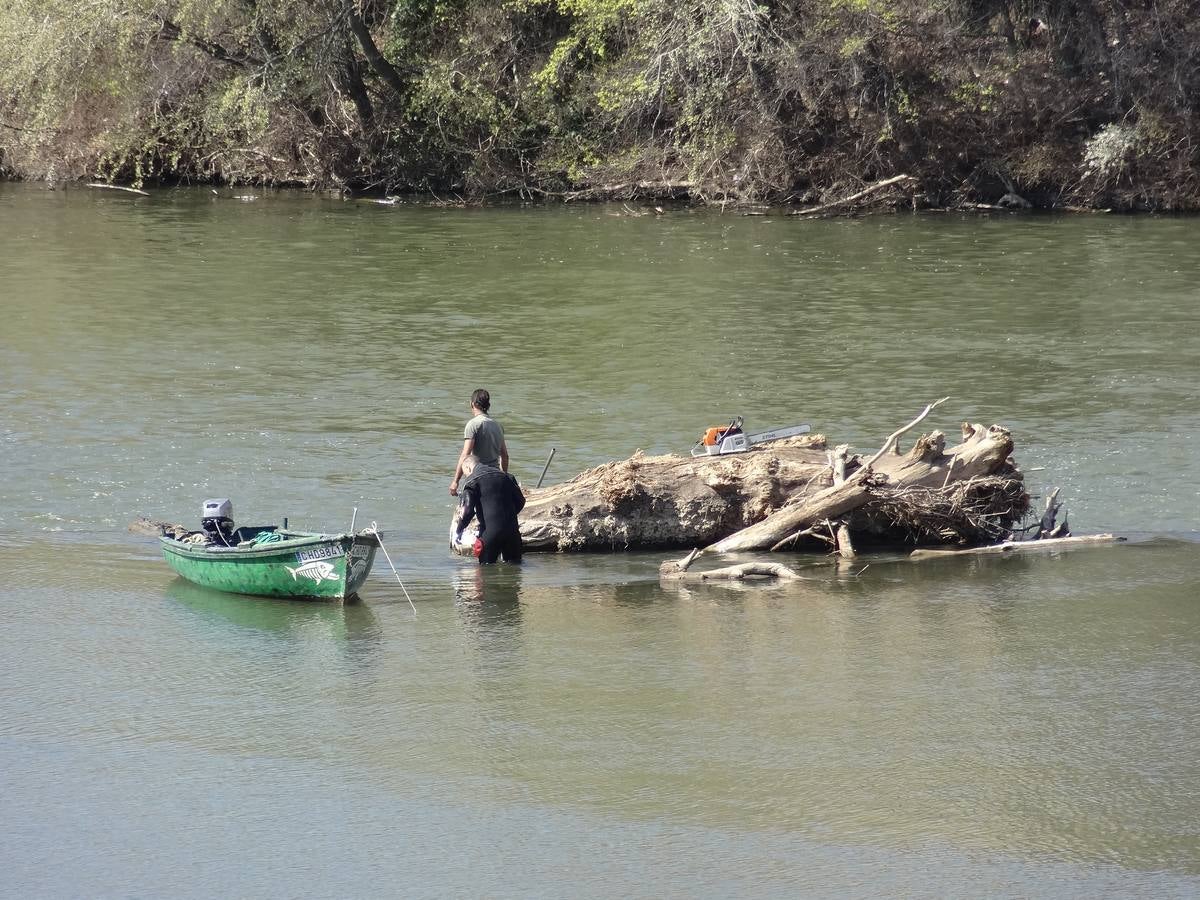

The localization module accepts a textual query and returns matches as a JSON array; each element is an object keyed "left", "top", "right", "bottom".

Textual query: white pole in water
[
  {"left": 350, "top": 507, "right": 358, "bottom": 534},
  {"left": 536, "top": 448, "right": 557, "bottom": 488}
]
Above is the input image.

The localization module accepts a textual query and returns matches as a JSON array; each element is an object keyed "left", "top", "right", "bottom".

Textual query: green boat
[{"left": 161, "top": 525, "right": 380, "bottom": 601}]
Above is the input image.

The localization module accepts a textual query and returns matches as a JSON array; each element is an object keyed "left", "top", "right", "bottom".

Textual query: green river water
[{"left": 1, "top": 182, "right": 1198, "bottom": 897}]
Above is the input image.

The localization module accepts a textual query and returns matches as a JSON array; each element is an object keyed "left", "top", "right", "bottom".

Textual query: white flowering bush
[{"left": 1082, "top": 122, "right": 1142, "bottom": 178}]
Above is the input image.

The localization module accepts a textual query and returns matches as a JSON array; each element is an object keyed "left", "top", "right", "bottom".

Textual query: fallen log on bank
[
  {"left": 788, "top": 174, "right": 915, "bottom": 217},
  {"left": 519, "top": 400, "right": 1030, "bottom": 553}
]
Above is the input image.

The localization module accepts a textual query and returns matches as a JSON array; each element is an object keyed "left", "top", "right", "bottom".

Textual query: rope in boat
[{"left": 365, "top": 522, "right": 417, "bottom": 615}]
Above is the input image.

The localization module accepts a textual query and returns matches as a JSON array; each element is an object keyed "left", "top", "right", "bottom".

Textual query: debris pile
[{"left": 520, "top": 401, "right": 1031, "bottom": 555}]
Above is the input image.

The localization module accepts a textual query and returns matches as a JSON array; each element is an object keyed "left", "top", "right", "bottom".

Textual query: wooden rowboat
[{"left": 160, "top": 526, "right": 380, "bottom": 601}]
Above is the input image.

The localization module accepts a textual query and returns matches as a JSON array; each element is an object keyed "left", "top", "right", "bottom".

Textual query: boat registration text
[{"left": 297, "top": 544, "right": 343, "bottom": 564}]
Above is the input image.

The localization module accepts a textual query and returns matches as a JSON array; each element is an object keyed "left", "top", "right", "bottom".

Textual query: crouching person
[{"left": 455, "top": 458, "right": 526, "bottom": 564}]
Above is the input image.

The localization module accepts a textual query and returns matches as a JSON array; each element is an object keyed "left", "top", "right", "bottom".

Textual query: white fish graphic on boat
[
  {"left": 347, "top": 557, "right": 370, "bottom": 583},
  {"left": 285, "top": 561, "right": 339, "bottom": 583}
]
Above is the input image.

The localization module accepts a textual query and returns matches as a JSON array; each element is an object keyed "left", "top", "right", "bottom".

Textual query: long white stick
[
  {"left": 86, "top": 182, "right": 151, "bottom": 196},
  {"left": 909, "top": 533, "right": 1119, "bottom": 560}
]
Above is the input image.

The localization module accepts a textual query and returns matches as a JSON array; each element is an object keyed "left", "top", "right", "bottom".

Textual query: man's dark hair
[{"left": 471, "top": 388, "right": 491, "bottom": 412}]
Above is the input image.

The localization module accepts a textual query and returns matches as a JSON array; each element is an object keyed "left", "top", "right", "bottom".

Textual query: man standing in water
[
  {"left": 454, "top": 457, "right": 526, "bottom": 564},
  {"left": 450, "top": 388, "right": 509, "bottom": 497}
]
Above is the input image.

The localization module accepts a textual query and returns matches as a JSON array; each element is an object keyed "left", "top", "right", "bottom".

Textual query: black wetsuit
[{"left": 457, "top": 464, "right": 526, "bottom": 564}]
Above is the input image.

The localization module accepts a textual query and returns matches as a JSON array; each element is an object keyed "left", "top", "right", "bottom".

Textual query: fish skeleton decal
[
  {"left": 348, "top": 557, "right": 369, "bottom": 582},
  {"left": 285, "top": 561, "right": 339, "bottom": 582}
]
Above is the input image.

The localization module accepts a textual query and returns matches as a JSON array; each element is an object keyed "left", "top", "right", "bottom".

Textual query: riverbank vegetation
[{"left": 2, "top": 1, "right": 1197, "bottom": 210}]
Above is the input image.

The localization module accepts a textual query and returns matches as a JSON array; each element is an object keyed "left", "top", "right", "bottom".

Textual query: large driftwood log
[
  {"left": 706, "top": 423, "right": 1018, "bottom": 552},
  {"left": 519, "top": 402, "right": 1029, "bottom": 553},
  {"left": 705, "top": 401, "right": 1020, "bottom": 553},
  {"left": 519, "top": 434, "right": 832, "bottom": 551}
]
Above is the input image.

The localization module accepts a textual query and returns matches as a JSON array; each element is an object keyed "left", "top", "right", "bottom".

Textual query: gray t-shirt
[{"left": 465, "top": 413, "right": 505, "bottom": 467}]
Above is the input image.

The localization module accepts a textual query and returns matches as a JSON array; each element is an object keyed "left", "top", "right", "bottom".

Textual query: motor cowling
[{"left": 201, "top": 498, "right": 235, "bottom": 544}]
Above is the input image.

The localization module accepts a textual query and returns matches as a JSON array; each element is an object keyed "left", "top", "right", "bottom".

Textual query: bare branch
[
  {"left": 153, "top": 16, "right": 263, "bottom": 69},
  {"left": 862, "top": 397, "right": 950, "bottom": 470},
  {"left": 790, "top": 174, "right": 916, "bottom": 217}
]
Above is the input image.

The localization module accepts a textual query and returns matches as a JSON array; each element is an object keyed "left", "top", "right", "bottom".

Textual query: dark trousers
[{"left": 476, "top": 526, "right": 523, "bottom": 564}]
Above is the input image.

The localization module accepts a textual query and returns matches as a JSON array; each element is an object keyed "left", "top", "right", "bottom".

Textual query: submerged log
[
  {"left": 658, "top": 546, "right": 812, "bottom": 582},
  {"left": 909, "top": 534, "right": 1121, "bottom": 559},
  {"left": 86, "top": 182, "right": 151, "bottom": 196},
  {"left": 659, "top": 560, "right": 806, "bottom": 582},
  {"left": 519, "top": 402, "right": 1030, "bottom": 553}
]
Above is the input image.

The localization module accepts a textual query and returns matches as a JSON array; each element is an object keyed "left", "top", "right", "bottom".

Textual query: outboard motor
[{"left": 201, "top": 498, "right": 236, "bottom": 545}]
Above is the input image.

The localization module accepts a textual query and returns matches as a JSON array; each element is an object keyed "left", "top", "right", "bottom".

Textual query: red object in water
[{"left": 473, "top": 538, "right": 483, "bottom": 558}]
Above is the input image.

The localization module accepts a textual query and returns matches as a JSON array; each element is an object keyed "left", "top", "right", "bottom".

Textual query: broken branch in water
[
  {"left": 909, "top": 534, "right": 1121, "bottom": 559},
  {"left": 769, "top": 524, "right": 831, "bottom": 552},
  {"left": 659, "top": 552, "right": 805, "bottom": 582},
  {"left": 789, "top": 174, "right": 915, "bottom": 217},
  {"left": 86, "top": 183, "right": 151, "bottom": 196}
]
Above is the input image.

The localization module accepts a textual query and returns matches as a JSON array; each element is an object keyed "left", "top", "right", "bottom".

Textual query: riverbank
[
  {"left": 0, "top": 176, "right": 1158, "bottom": 222},
  {"left": 2, "top": 2, "right": 1197, "bottom": 213}
]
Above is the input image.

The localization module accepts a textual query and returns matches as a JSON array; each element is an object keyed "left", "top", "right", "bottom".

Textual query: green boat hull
[{"left": 161, "top": 529, "right": 379, "bottom": 601}]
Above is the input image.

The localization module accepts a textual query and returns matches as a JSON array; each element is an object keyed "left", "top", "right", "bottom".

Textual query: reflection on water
[
  {"left": 165, "top": 577, "right": 382, "bottom": 645},
  {"left": 453, "top": 564, "right": 526, "bottom": 667},
  {"left": 453, "top": 562, "right": 525, "bottom": 609}
]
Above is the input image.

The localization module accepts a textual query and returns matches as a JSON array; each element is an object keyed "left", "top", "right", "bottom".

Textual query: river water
[{"left": 1, "top": 182, "right": 1198, "bottom": 897}]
